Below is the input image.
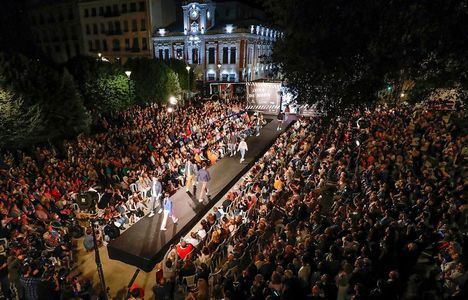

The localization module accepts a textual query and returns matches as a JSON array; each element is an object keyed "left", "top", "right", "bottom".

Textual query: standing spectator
[
  {"left": 277, "top": 110, "right": 285, "bottom": 131},
  {"left": 0, "top": 254, "right": 11, "bottom": 298},
  {"left": 160, "top": 193, "right": 178, "bottom": 231},
  {"left": 197, "top": 164, "right": 211, "bottom": 202},
  {"left": 237, "top": 138, "right": 249, "bottom": 163},
  {"left": 20, "top": 265, "right": 42, "bottom": 300}
]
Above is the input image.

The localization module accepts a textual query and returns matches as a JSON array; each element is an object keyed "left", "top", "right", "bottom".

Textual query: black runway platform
[{"left": 107, "top": 117, "right": 295, "bottom": 272}]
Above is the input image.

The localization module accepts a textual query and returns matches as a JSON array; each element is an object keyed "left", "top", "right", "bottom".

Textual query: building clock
[{"left": 190, "top": 9, "right": 199, "bottom": 20}]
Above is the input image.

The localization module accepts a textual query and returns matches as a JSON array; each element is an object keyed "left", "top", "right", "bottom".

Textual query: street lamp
[
  {"left": 167, "top": 107, "right": 174, "bottom": 113},
  {"left": 169, "top": 96, "right": 178, "bottom": 105},
  {"left": 186, "top": 66, "right": 191, "bottom": 100},
  {"left": 125, "top": 70, "right": 132, "bottom": 78},
  {"left": 98, "top": 53, "right": 102, "bottom": 59},
  {"left": 217, "top": 64, "right": 222, "bottom": 81}
]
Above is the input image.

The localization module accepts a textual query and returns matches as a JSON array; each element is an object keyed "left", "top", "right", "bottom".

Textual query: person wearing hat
[
  {"left": 160, "top": 193, "right": 178, "bottom": 231},
  {"left": 237, "top": 138, "right": 248, "bottom": 163}
]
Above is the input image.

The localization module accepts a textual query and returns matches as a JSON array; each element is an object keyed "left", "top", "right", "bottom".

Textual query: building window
[
  {"left": 86, "top": 24, "right": 90, "bottom": 35},
  {"left": 91, "top": 8, "right": 96, "bottom": 17},
  {"left": 207, "top": 73, "right": 215, "bottom": 81},
  {"left": 113, "top": 39, "right": 120, "bottom": 51},
  {"left": 142, "top": 38, "right": 147, "bottom": 50},
  {"left": 139, "top": 2, "right": 146, "bottom": 11},
  {"left": 158, "top": 49, "right": 163, "bottom": 58},
  {"left": 84, "top": 9, "right": 89, "bottom": 17},
  {"left": 100, "top": 23, "right": 105, "bottom": 33},
  {"left": 93, "top": 24, "right": 98, "bottom": 34},
  {"left": 122, "top": 4, "right": 127, "bottom": 13},
  {"left": 125, "top": 38, "right": 130, "bottom": 50},
  {"left": 208, "top": 48, "right": 215, "bottom": 64},
  {"left": 130, "top": 2, "right": 136, "bottom": 12},
  {"left": 114, "top": 21, "right": 121, "bottom": 33},
  {"left": 176, "top": 49, "right": 183, "bottom": 59},
  {"left": 106, "top": 6, "right": 111, "bottom": 16},
  {"left": 222, "top": 47, "right": 229, "bottom": 64},
  {"left": 192, "top": 48, "right": 199, "bottom": 64},
  {"left": 229, "top": 74, "right": 236, "bottom": 82},
  {"left": 222, "top": 74, "right": 228, "bottom": 81},
  {"left": 102, "top": 40, "right": 108, "bottom": 51},
  {"left": 133, "top": 37, "right": 139, "bottom": 50},
  {"left": 164, "top": 48, "right": 170, "bottom": 59},
  {"left": 88, "top": 40, "right": 93, "bottom": 51},
  {"left": 132, "top": 19, "right": 137, "bottom": 31},
  {"left": 140, "top": 19, "right": 146, "bottom": 31},
  {"left": 230, "top": 47, "right": 236, "bottom": 64},
  {"left": 123, "top": 20, "right": 128, "bottom": 32},
  {"left": 108, "top": 21, "right": 114, "bottom": 33},
  {"left": 95, "top": 40, "right": 101, "bottom": 51},
  {"left": 75, "top": 43, "right": 80, "bottom": 55},
  {"left": 99, "top": 7, "right": 104, "bottom": 16},
  {"left": 113, "top": 4, "right": 119, "bottom": 15},
  {"left": 68, "top": 8, "right": 74, "bottom": 20}
]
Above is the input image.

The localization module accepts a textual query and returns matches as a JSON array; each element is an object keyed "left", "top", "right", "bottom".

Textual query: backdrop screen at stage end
[{"left": 247, "top": 82, "right": 282, "bottom": 106}]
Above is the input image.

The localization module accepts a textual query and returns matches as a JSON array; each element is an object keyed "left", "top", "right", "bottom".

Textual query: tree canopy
[
  {"left": 262, "top": 0, "right": 468, "bottom": 107},
  {"left": 0, "top": 53, "right": 90, "bottom": 148}
]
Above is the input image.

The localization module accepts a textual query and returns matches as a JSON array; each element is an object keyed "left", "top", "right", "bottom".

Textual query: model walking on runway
[
  {"left": 160, "top": 192, "right": 178, "bottom": 231},
  {"left": 197, "top": 163, "right": 211, "bottom": 202}
]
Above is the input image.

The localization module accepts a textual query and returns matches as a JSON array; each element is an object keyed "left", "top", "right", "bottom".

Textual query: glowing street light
[
  {"left": 125, "top": 71, "right": 132, "bottom": 78},
  {"left": 355, "top": 140, "right": 360, "bottom": 147},
  {"left": 400, "top": 92, "right": 405, "bottom": 98},
  {"left": 167, "top": 107, "right": 174, "bottom": 113},
  {"left": 98, "top": 53, "right": 102, "bottom": 59},
  {"left": 169, "top": 96, "right": 178, "bottom": 105}
]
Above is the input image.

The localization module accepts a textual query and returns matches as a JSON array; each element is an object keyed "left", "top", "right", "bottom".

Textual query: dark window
[
  {"left": 139, "top": 2, "right": 146, "bottom": 11},
  {"left": 113, "top": 39, "right": 120, "bottom": 51},
  {"left": 192, "top": 48, "right": 198, "bottom": 64},
  {"left": 222, "top": 74, "right": 228, "bottom": 81},
  {"left": 108, "top": 21, "right": 114, "bottom": 33},
  {"left": 130, "top": 3, "right": 136, "bottom": 12},
  {"left": 208, "top": 48, "right": 215, "bottom": 64},
  {"left": 230, "top": 47, "right": 236, "bottom": 64},
  {"left": 140, "top": 19, "right": 146, "bottom": 31},
  {"left": 93, "top": 24, "right": 98, "bottom": 34},
  {"left": 99, "top": 7, "right": 104, "bottom": 16},
  {"left": 122, "top": 4, "right": 127, "bottom": 13},
  {"left": 86, "top": 24, "right": 90, "bottom": 35},
  {"left": 88, "top": 40, "right": 93, "bottom": 51},
  {"left": 123, "top": 20, "right": 128, "bottom": 32},
  {"left": 84, "top": 9, "right": 89, "bottom": 17},
  {"left": 102, "top": 40, "right": 108, "bottom": 51},
  {"left": 132, "top": 19, "right": 137, "bottom": 31},
  {"left": 113, "top": 4, "right": 119, "bottom": 14},
  {"left": 208, "top": 73, "right": 215, "bottom": 81},
  {"left": 95, "top": 39, "right": 101, "bottom": 51},
  {"left": 222, "top": 47, "right": 229, "bottom": 64},
  {"left": 114, "top": 21, "right": 121, "bottom": 33},
  {"left": 158, "top": 49, "right": 163, "bottom": 58},
  {"left": 165, "top": 48, "right": 170, "bottom": 59},
  {"left": 100, "top": 23, "right": 105, "bottom": 33},
  {"left": 229, "top": 74, "right": 236, "bottom": 81},
  {"left": 106, "top": 6, "right": 111, "bottom": 16},
  {"left": 75, "top": 43, "right": 80, "bottom": 55},
  {"left": 91, "top": 8, "right": 96, "bottom": 16},
  {"left": 68, "top": 8, "right": 74, "bottom": 20},
  {"left": 133, "top": 37, "right": 139, "bottom": 50},
  {"left": 142, "top": 38, "right": 147, "bottom": 50},
  {"left": 125, "top": 38, "right": 130, "bottom": 50}
]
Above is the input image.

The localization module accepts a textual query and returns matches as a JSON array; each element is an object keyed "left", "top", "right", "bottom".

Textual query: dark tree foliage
[
  {"left": 165, "top": 58, "right": 196, "bottom": 91},
  {"left": 66, "top": 56, "right": 135, "bottom": 112},
  {"left": 262, "top": 0, "right": 468, "bottom": 108},
  {"left": 124, "top": 58, "right": 181, "bottom": 104},
  {"left": 0, "top": 53, "right": 90, "bottom": 148}
]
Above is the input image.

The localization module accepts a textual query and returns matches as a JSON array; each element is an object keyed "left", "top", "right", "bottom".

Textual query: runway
[{"left": 107, "top": 116, "right": 295, "bottom": 272}]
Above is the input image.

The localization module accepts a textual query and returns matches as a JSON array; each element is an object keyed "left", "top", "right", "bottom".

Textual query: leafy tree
[
  {"left": 166, "top": 70, "right": 182, "bottom": 99},
  {"left": 262, "top": 0, "right": 468, "bottom": 108},
  {"left": 0, "top": 53, "right": 90, "bottom": 147},
  {"left": 166, "top": 58, "right": 195, "bottom": 91},
  {"left": 86, "top": 73, "right": 135, "bottom": 112}
]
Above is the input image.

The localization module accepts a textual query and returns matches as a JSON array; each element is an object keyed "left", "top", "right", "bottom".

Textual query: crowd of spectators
[
  {"left": 0, "top": 98, "right": 255, "bottom": 299},
  {"left": 160, "top": 101, "right": 466, "bottom": 300}
]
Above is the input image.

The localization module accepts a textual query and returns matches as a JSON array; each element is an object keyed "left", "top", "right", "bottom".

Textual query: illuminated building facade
[{"left": 152, "top": 0, "right": 280, "bottom": 83}]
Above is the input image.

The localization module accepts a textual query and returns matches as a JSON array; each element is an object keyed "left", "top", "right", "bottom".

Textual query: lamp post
[
  {"left": 217, "top": 63, "right": 222, "bottom": 81},
  {"left": 98, "top": 53, "right": 102, "bottom": 60},
  {"left": 167, "top": 106, "right": 174, "bottom": 125},
  {"left": 125, "top": 70, "right": 132, "bottom": 79},
  {"left": 169, "top": 96, "right": 178, "bottom": 106},
  {"left": 186, "top": 66, "right": 191, "bottom": 101}
]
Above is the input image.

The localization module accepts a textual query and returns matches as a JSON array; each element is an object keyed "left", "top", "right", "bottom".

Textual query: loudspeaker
[{"left": 76, "top": 192, "right": 93, "bottom": 210}]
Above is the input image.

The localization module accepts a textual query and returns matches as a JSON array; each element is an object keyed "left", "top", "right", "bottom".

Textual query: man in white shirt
[{"left": 237, "top": 138, "right": 248, "bottom": 163}]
